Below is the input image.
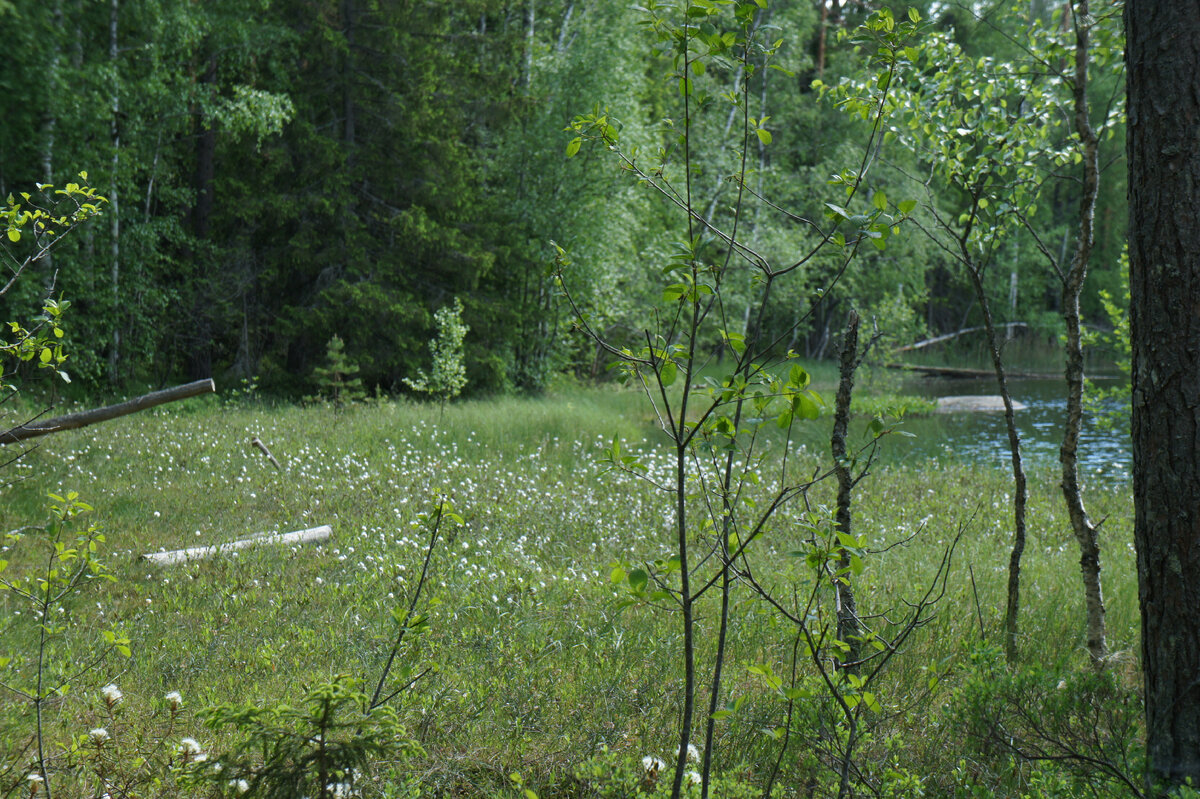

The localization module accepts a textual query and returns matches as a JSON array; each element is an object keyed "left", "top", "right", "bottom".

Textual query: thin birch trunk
[
  {"left": 108, "top": 0, "right": 121, "bottom": 384},
  {"left": 966, "top": 262, "right": 1029, "bottom": 663},
  {"left": 831, "top": 310, "right": 862, "bottom": 671},
  {"left": 1061, "top": 0, "right": 1107, "bottom": 666}
]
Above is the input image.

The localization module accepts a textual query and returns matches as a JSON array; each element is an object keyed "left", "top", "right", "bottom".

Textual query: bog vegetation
[{"left": 0, "top": 391, "right": 1141, "bottom": 798}]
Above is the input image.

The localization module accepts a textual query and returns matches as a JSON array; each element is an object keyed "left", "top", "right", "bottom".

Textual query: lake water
[{"left": 877, "top": 376, "right": 1131, "bottom": 482}]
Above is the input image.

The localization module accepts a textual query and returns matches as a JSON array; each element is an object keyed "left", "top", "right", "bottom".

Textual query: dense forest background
[{"left": 0, "top": 0, "right": 1127, "bottom": 398}]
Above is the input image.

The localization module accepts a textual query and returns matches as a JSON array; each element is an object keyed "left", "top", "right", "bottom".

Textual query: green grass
[{"left": 0, "top": 386, "right": 1140, "bottom": 797}]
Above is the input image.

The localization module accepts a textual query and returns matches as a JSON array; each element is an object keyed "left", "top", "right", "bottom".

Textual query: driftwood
[
  {"left": 141, "top": 525, "right": 332, "bottom": 566},
  {"left": 895, "top": 322, "right": 1029, "bottom": 352},
  {"left": 251, "top": 437, "right": 282, "bottom": 470},
  {"left": 885, "top": 363, "right": 1059, "bottom": 380},
  {"left": 0, "top": 379, "right": 216, "bottom": 444}
]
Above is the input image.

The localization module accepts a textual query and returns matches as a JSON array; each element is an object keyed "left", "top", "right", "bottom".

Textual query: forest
[
  {"left": 10, "top": 1, "right": 1189, "bottom": 798},
  {"left": 1, "top": 0, "right": 1127, "bottom": 397}
]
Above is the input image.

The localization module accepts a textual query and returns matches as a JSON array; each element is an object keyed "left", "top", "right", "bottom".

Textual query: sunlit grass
[{"left": 0, "top": 384, "right": 1138, "bottom": 797}]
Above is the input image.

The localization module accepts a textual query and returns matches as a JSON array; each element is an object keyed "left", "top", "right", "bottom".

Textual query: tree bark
[
  {"left": 1060, "top": 0, "right": 1107, "bottom": 667},
  {"left": 831, "top": 309, "right": 862, "bottom": 670},
  {"left": 0, "top": 379, "right": 215, "bottom": 443},
  {"left": 108, "top": 0, "right": 121, "bottom": 385},
  {"left": 1127, "top": 1, "right": 1200, "bottom": 793}
]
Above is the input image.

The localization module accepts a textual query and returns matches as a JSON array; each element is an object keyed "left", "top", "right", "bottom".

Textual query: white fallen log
[{"left": 141, "top": 525, "right": 332, "bottom": 566}]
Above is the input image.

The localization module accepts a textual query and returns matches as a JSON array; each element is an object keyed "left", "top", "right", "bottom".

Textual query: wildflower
[
  {"left": 641, "top": 755, "right": 665, "bottom": 773},
  {"left": 27, "top": 773, "right": 44, "bottom": 797},
  {"left": 89, "top": 728, "right": 110, "bottom": 745},
  {"left": 101, "top": 684, "right": 122, "bottom": 707},
  {"left": 165, "top": 691, "right": 183, "bottom": 712},
  {"left": 685, "top": 771, "right": 701, "bottom": 786},
  {"left": 686, "top": 743, "right": 700, "bottom": 762},
  {"left": 228, "top": 779, "right": 250, "bottom": 794},
  {"left": 178, "top": 737, "right": 205, "bottom": 764}
]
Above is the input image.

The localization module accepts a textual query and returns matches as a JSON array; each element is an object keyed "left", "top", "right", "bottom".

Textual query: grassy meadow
[{"left": 0, "top": 381, "right": 1141, "bottom": 798}]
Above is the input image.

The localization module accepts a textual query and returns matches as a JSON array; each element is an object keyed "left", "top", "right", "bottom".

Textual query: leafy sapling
[
  {"left": 404, "top": 298, "right": 468, "bottom": 412},
  {"left": 0, "top": 492, "right": 127, "bottom": 798}
]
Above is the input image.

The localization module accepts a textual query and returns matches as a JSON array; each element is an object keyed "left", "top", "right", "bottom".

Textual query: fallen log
[
  {"left": 141, "top": 525, "right": 333, "bottom": 566},
  {"left": 251, "top": 436, "right": 282, "bottom": 471},
  {"left": 884, "top": 363, "right": 1060, "bottom": 380},
  {"left": 895, "top": 323, "right": 1029, "bottom": 352},
  {"left": 0, "top": 378, "right": 216, "bottom": 444}
]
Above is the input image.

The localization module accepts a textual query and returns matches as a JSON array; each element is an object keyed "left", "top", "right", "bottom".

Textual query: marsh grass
[{"left": 0, "top": 385, "right": 1138, "bottom": 797}]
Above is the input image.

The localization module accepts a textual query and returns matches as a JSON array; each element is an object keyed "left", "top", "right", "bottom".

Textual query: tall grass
[{"left": 0, "top": 386, "right": 1139, "bottom": 797}]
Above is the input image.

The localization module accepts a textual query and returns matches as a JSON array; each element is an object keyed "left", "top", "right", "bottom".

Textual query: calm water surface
[{"left": 878, "top": 376, "right": 1131, "bottom": 482}]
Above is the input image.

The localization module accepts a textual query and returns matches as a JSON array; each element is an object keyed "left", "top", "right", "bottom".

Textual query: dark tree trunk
[
  {"left": 831, "top": 309, "right": 861, "bottom": 671},
  {"left": 188, "top": 58, "right": 217, "bottom": 380},
  {"left": 965, "top": 261, "right": 1028, "bottom": 664},
  {"left": 109, "top": 0, "right": 121, "bottom": 385},
  {"left": 1127, "top": 2, "right": 1200, "bottom": 793}
]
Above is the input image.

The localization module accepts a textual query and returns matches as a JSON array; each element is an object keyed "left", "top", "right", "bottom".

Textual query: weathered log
[
  {"left": 895, "top": 322, "right": 1028, "bottom": 352},
  {"left": 251, "top": 436, "right": 282, "bottom": 470},
  {"left": 141, "top": 525, "right": 332, "bottom": 566},
  {"left": 0, "top": 378, "right": 216, "bottom": 444},
  {"left": 884, "top": 363, "right": 1059, "bottom": 380}
]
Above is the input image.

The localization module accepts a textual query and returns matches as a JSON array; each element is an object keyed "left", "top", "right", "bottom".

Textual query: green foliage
[
  {"left": 0, "top": 492, "right": 129, "bottom": 792},
  {"left": 949, "top": 643, "right": 1144, "bottom": 797},
  {"left": 404, "top": 298, "right": 468, "bottom": 407},
  {"left": 0, "top": 176, "right": 105, "bottom": 391},
  {"left": 309, "top": 334, "right": 366, "bottom": 410},
  {"left": 188, "top": 675, "right": 420, "bottom": 798},
  {"left": 1084, "top": 249, "right": 1131, "bottom": 429}
]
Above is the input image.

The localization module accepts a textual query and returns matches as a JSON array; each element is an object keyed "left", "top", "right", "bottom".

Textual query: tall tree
[{"left": 1127, "top": 1, "right": 1200, "bottom": 793}]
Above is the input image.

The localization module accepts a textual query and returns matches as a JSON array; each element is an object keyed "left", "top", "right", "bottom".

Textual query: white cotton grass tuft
[
  {"left": 165, "top": 690, "right": 183, "bottom": 712},
  {"left": 685, "top": 771, "right": 702, "bottom": 786},
  {"left": 641, "top": 755, "right": 666, "bottom": 773},
  {"left": 101, "top": 684, "right": 122, "bottom": 706},
  {"left": 89, "top": 728, "right": 110, "bottom": 745},
  {"left": 178, "top": 737, "right": 207, "bottom": 764},
  {"left": 687, "top": 743, "right": 700, "bottom": 762}
]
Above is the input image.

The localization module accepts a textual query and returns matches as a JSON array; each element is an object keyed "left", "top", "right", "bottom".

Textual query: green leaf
[
  {"left": 898, "top": 199, "right": 917, "bottom": 214},
  {"left": 872, "top": 190, "right": 887, "bottom": 211},
  {"left": 6, "top": 229, "right": 18, "bottom": 243},
  {"left": 797, "top": 393, "right": 820, "bottom": 420},
  {"left": 660, "top": 360, "right": 677, "bottom": 387},
  {"left": 692, "top": 60, "right": 706, "bottom": 75},
  {"left": 908, "top": 7, "right": 920, "bottom": 22},
  {"left": 565, "top": 137, "right": 582, "bottom": 158},
  {"left": 755, "top": 128, "right": 772, "bottom": 145},
  {"left": 628, "top": 568, "right": 648, "bottom": 593}
]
